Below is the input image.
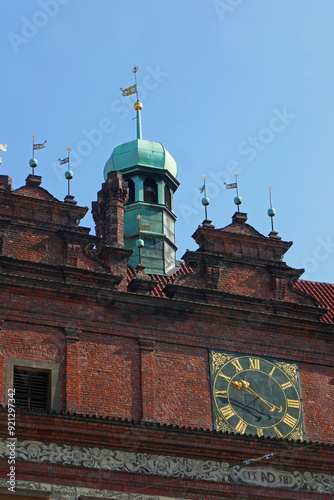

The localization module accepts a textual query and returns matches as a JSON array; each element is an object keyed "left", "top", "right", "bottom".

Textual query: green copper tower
[{"left": 104, "top": 100, "right": 179, "bottom": 274}]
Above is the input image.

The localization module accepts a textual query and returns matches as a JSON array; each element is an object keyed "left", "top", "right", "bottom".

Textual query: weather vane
[
  {"left": 225, "top": 174, "right": 242, "bottom": 212},
  {"left": 30, "top": 135, "right": 47, "bottom": 174},
  {"left": 120, "top": 65, "right": 139, "bottom": 101},
  {"left": 0, "top": 139, "right": 7, "bottom": 166},
  {"left": 59, "top": 147, "right": 73, "bottom": 196},
  {"left": 120, "top": 66, "right": 143, "bottom": 139},
  {"left": 199, "top": 175, "right": 210, "bottom": 220},
  {"left": 267, "top": 185, "right": 276, "bottom": 232}
]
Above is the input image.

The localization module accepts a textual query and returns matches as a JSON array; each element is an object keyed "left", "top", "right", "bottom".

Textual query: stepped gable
[
  {"left": 0, "top": 174, "right": 129, "bottom": 288},
  {"left": 162, "top": 212, "right": 328, "bottom": 322}
]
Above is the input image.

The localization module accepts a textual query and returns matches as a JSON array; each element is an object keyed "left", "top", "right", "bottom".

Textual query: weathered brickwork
[{"left": 0, "top": 171, "right": 333, "bottom": 498}]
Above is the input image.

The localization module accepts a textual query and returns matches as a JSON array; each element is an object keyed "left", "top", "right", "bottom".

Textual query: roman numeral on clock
[
  {"left": 257, "top": 428, "right": 263, "bottom": 437},
  {"left": 287, "top": 399, "right": 299, "bottom": 408},
  {"left": 235, "top": 420, "right": 247, "bottom": 434},
  {"left": 231, "top": 359, "right": 243, "bottom": 372},
  {"left": 274, "top": 426, "right": 283, "bottom": 438},
  {"left": 281, "top": 381, "right": 292, "bottom": 391},
  {"left": 249, "top": 358, "right": 260, "bottom": 370},
  {"left": 221, "top": 405, "right": 235, "bottom": 420},
  {"left": 219, "top": 373, "right": 231, "bottom": 381},
  {"left": 214, "top": 389, "right": 227, "bottom": 398},
  {"left": 282, "top": 414, "right": 297, "bottom": 428}
]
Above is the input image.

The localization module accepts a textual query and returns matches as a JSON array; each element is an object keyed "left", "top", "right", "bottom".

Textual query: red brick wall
[
  {"left": 1, "top": 283, "right": 333, "bottom": 443},
  {"left": 154, "top": 343, "right": 212, "bottom": 428}
]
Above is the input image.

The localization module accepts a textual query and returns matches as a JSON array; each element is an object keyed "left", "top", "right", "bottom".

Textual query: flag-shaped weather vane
[
  {"left": 199, "top": 175, "right": 210, "bottom": 220},
  {"left": 120, "top": 65, "right": 139, "bottom": 100},
  {"left": 30, "top": 135, "right": 47, "bottom": 174},
  {"left": 59, "top": 147, "right": 73, "bottom": 196},
  {"left": 120, "top": 66, "right": 143, "bottom": 140},
  {"left": 0, "top": 139, "right": 7, "bottom": 166},
  {"left": 225, "top": 174, "right": 242, "bottom": 212}
]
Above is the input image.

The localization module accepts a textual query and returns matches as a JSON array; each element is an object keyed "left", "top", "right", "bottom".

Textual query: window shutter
[{"left": 13, "top": 369, "right": 49, "bottom": 410}]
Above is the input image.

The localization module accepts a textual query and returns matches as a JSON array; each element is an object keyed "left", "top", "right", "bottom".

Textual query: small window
[
  {"left": 165, "top": 185, "right": 172, "bottom": 210},
  {"left": 13, "top": 368, "right": 50, "bottom": 410},
  {"left": 144, "top": 177, "right": 158, "bottom": 204},
  {"left": 126, "top": 179, "right": 135, "bottom": 205}
]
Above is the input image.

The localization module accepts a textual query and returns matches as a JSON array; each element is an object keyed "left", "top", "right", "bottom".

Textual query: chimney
[{"left": 92, "top": 171, "right": 128, "bottom": 248}]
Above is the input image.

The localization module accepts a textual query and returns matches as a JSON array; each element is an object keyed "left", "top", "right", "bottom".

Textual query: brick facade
[{"left": 0, "top": 171, "right": 333, "bottom": 499}]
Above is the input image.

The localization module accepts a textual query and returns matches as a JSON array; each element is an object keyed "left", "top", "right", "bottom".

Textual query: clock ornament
[{"left": 210, "top": 351, "right": 304, "bottom": 440}]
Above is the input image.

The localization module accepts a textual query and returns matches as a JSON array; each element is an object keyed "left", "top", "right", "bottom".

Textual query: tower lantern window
[
  {"left": 144, "top": 178, "right": 158, "bottom": 204},
  {"left": 126, "top": 179, "right": 135, "bottom": 205},
  {"left": 165, "top": 185, "right": 172, "bottom": 210}
]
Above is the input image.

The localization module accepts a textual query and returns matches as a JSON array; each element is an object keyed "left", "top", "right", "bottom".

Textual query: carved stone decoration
[
  {"left": 0, "top": 439, "right": 333, "bottom": 495},
  {"left": 0, "top": 479, "right": 166, "bottom": 500},
  {"left": 82, "top": 243, "right": 111, "bottom": 272}
]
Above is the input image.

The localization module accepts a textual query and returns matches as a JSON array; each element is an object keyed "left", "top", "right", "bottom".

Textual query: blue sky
[{"left": 1, "top": 0, "right": 334, "bottom": 283}]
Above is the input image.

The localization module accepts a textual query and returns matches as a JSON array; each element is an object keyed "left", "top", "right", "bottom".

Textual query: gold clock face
[{"left": 210, "top": 351, "right": 304, "bottom": 440}]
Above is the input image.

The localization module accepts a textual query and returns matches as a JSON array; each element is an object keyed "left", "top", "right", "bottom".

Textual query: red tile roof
[
  {"left": 127, "top": 267, "right": 334, "bottom": 323},
  {"left": 294, "top": 280, "right": 334, "bottom": 323},
  {"left": 127, "top": 263, "right": 192, "bottom": 297}
]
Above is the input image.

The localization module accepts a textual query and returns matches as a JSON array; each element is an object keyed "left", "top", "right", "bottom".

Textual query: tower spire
[
  {"left": 120, "top": 66, "right": 143, "bottom": 140},
  {"left": 132, "top": 66, "right": 142, "bottom": 140},
  {"left": 134, "top": 100, "right": 143, "bottom": 140}
]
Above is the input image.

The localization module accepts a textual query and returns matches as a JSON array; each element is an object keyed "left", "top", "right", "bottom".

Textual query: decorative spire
[
  {"left": 134, "top": 100, "right": 143, "bottom": 140},
  {"left": 225, "top": 174, "right": 242, "bottom": 212},
  {"left": 120, "top": 66, "right": 143, "bottom": 140},
  {"left": 30, "top": 135, "right": 47, "bottom": 174},
  {"left": 200, "top": 175, "right": 210, "bottom": 220},
  {"left": 59, "top": 148, "right": 76, "bottom": 203},
  {"left": 268, "top": 185, "right": 276, "bottom": 232}
]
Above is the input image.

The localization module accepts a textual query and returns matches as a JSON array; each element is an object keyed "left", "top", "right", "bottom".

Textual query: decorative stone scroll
[{"left": 0, "top": 439, "right": 333, "bottom": 495}]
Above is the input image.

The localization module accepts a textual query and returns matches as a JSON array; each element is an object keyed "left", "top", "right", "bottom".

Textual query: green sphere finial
[
  {"left": 268, "top": 207, "right": 276, "bottom": 217},
  {"left": 234, "top": 196, "right": 242, "bottom": 206},
  {"left": 65, "top": 170, "right": 73, "bottom": 180},
  {"left": 29, "top": 158, "right": 38, "bottom": 168},
  {"left": 202, "top": 197, "right": 210, "bottom": 206},
  {"left": 136, "top": 238, "right": 144, "bottom": 248}
]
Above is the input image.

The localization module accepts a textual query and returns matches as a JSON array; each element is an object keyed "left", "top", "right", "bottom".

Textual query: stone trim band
[{"left": 0, "top": 439, "right": 333, "bottom": 495}]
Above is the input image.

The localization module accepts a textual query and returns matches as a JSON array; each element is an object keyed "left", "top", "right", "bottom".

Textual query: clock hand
[
  {"left": 231, "top": 380, "right": 282, "bottom": 413},
  {"left": 245, "top": 396, "right": 259, "bottom": 407}
]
